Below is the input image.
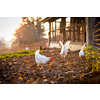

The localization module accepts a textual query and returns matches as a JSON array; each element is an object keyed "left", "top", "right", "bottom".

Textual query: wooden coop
[{"left": 41, "top": 17, "right": 100, "bottom": 50}]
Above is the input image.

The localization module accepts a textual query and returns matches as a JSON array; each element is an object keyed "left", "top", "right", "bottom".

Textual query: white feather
[{"left": 59, "top": 41, "right": 63, "bottom": 47}]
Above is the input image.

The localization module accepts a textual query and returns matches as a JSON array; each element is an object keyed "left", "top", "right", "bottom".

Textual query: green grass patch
[{"left": 0, "top": 49, "right": 39, "bottom": 60}]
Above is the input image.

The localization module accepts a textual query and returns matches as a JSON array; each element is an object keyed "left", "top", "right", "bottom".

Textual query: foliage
[
  {"left": 0, "top": 49, "right": 37, "bottom": 60},
  {"left": 12, "top": 17, "right": 46, "bottom": 46},
  {"left": 84, "top": 46, "right": 100, "bottom": 72},
  {"left": 0, "top": 37, "right": 7, "bottom": 48}
]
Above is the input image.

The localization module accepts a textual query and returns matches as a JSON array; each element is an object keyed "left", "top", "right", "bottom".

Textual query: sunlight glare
[{"left": 0, "top": 17, "right": 22, "bottom": 41}]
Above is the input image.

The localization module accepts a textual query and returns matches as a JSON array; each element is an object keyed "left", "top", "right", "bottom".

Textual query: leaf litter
[{"left": 0, "top": 48, "right": 100, "bottom": 84}]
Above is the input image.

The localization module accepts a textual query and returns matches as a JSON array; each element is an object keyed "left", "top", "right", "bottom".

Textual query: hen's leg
[{"left": 41, "top": 64, "right": 45, "bottom": 77}]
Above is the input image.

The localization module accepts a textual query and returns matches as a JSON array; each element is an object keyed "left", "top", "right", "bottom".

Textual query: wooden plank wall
[{"left": 93, "top": 17, "right": 100, "bottom": 49}]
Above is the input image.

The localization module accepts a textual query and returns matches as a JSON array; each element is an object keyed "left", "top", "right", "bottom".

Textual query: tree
[
  {"left": 0, "top": 37, "right": 5, "bottom": 48},
  {"left": 12, "top": 17, "right": 46, "bottom": 46}
]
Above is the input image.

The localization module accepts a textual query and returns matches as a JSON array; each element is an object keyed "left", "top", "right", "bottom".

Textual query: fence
[{"left": 0, "top": 40, "right": 48, "bottom": 54}]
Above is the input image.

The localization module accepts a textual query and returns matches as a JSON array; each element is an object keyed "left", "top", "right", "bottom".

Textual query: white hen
[
  {"left": 35, "top": 50, "right": 54, "bottom": 66},
  {"left": 79, "top": 43, "right": 86, "bottom": 57},
  {"left": 59, "top": 41, "right": 70, "bottom": 57},
  {"left": 26, "top": 47, "right": 29, "bottom": 50}
]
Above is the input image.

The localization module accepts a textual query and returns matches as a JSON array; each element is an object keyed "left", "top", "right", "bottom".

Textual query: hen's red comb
[
  {"left": 51, "top": 57, "right": 54, "bottom": 59},
  {"left": 50, "top": 57, "right": 54, "bottom": 61}
]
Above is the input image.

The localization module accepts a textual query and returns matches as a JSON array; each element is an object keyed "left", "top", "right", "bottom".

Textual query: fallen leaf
[
  {"left": 4, "top": 59, "right": 6, "bottom": 61},
  {"left": 18, "top": 77, "right": 23, "bottom": 80},
  {"left": 21, "top": 71, "right": 24, "bottom": 73},
  {"left": 62, "top": 76, "right": 64, "bottom": 78},
  {"left": 81, "top": 74, "right": 84, "bottom": 78},
  {"left": 42, "top": 76, "right": 46, "bottom": 79},
  {"left": 66, "top": 68, "right": 68, "bottom": 71},
  {"left": 30, "top": 77, "right": 34, "bottom": 82},
  {"left": 69, "top": 62, "right": 74, "bottom": 64},
  {"left": 28, "top": 60, "right": 30, "bottom": 63},
  {"left": 51, "top": 78, "right": 55, "bottom": 81},
  {"left": 74, "top": 64, "right": 77, "bottom": 67},
  {"left": 37, "top": 78, "right": 40, "bottom": 81},
  {"left": 19, "top": 73, "right": 22, "bottom": 76},
  {"left": 26, "top": 80, "right": 30, "bottom": 82},
  {"left": 14, "top": 62, "right": 17, "bottom": 64}
]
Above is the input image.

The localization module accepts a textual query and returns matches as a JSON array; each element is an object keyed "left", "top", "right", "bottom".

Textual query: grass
[{"left": 0, "top": 49, "right": 38, "bottom": 60}]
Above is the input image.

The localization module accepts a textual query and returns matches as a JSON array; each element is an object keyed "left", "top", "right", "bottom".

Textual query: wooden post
[
  {"left": 70, "top": 17, "right": 72, "bottom": 41},
  {"left": 55, "top": 20, "right": 56, "bottom": 41},
  {"left": 62, "top": 17, "right": 66, "bottom": 44},
  {"left": 48, "top": 21, "right": 51, "bottom": 46},
  {"left": 69, "top": 17, "right": 71, "bottom": 40},
  {"left": 69, "top": 28, "right": 71, "bottom": 40},
  {"left": 85, "top": 17, "right": 93, "bottom": 46},
  {"left": 52, "top": 22, "right": 54, "bottom": 41},
  {"left": 77, "top": 17, "right": 80, "bottom": 42},
  {"left": 73, "top": 17, "right": 75, "bottom": 42}
]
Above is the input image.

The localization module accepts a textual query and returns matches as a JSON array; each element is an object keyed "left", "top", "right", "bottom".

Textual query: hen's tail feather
[
  {"left": 65, "top": 41, "right": 70, "bottom": 49},
  {"left": 81, "top": 43, "right": 86, "bottom": 51},
  {"left": 59, "top": 41, "right": 63, "bottom": 47}
]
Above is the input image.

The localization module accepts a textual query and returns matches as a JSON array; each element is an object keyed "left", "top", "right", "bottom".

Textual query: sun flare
[{"left": 0, "top": 17, "right": 22, "bottom": 41}]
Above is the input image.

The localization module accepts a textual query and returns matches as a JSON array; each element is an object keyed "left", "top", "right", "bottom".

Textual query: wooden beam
[
  {"left": 77, "top": 17, "right": 80, "bottom": 42},
  {"left": 85, "top": 17, "right": 93, "bottom": 46},
  {"left": 52, "top": 22, "right": 54, "bottom": 41},
  {"left": 55, "top": 20, "right": 56, "bottom": 41},
  {"left": 62, "top": 17, "right": 66, "bottom": 44},
  {"left": 48, "top": 22, "right": 51, "bottom": 46},
  {"left": 73, "top": 17, "right": 75, "bottom": 42}
]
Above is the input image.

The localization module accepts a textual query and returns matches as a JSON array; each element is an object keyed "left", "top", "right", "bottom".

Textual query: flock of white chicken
[{"left": 35, "top": 41, "right": 86, "bottom": 67}]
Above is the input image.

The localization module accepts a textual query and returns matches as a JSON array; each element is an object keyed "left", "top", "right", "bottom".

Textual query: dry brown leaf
[
  {"left": 30, "top": 77, "right": 34, "bottom": 82},
  {"left": 42, "top": 76, "right": 46, "bottom": 79},
  {"left": 4, "top": 59, "right": 6, "bottom": 61},
  {"left": 19, "top": 73, "right": 22, "bottom": 76},
  {"left": 69, "top": 62, "right": 74, "bottom": 64},
  {"left": 81, "top": 74, "right": 84, "bottom": 78},
  {"left": 51, "top": 78, "right": 55, "bottom": 81},
  {"left": 27, "top": 80, "right": 30, "bottom": 82},
  {"left": 18, "top": 77, "right": 23, "bottom": 80},
  {"left": 74, "top": 64, "right": 77, "bottom": 67},
  {"left": 66, "top": 68, "right": 68, "bottom": 71},
  {"left": 14, "top": 62, "right": 17, "bottom": 64},
  {"left": 21, "top": 71, "right": 24, "bottom": 73},
  {"left": 37, "top": 78, "right": 40, "bottom": 81}
]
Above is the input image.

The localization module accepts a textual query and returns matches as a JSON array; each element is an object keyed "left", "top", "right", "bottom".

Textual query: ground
[{"left": 0, "top": 48, "right": 100, "bottom": 84}]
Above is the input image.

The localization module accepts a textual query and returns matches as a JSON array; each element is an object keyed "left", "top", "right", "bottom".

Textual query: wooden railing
[{"left": 49, "top": 22, "right": 86, "bottom": 43}]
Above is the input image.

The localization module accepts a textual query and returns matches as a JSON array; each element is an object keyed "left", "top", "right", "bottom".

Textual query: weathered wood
[
  {"left": 73, "top": 17, "right": 75, "bottom": 42},
  {"left": 62, "top": 17, "right": 66, "bottom": 43},
  {"left": 49, "top": 22, "right": 51, "bottom": 46},
  {"left": 52, "top": 22, "right": 54, "bottom": 41},
  {"left": 69, "top": 28, "right": 71, "bottom": 40},
  {"left": 86, "top": 17, "right": 93, "bottom": 46},
  {"left": 77, "top": 17, "right": 81, "bottom": 42},
  {"left": 55, "top": 20, "right": 56, "bottom": 41},
  {"left": 94, "top": 34, "right": 100, "bottom": 37},
  {"left": 49, "top": 22, "right": 85, "bottom": 32}
]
